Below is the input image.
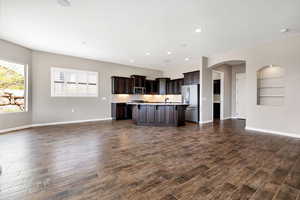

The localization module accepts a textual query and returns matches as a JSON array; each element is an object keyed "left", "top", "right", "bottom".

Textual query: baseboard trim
[
  {"left": 246, "top": 126, "right": 300, "bottom": 139},
  {"left": 222, "top": 116, "right": 232, "bottom": 120},
  {"left": 200, "top": 120, "right": 213, "bottom": 124},
  {"left": 31, "top": 118, "right": 113, "bottom": 127},
  {"left": 0, "top": 118, "right": 113, "bottom": 134},
  {"left": 0, "top": 125, "right": 32, "bottom": 134}
]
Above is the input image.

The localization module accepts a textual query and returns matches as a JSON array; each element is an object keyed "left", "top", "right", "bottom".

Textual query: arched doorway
[{"left": 209, "top": 60, "right": 246, "bottom": 122}]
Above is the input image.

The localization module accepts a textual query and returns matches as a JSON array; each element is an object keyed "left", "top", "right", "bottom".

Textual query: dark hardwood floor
[{"left": 0, "top": 119, "right": 300, "bottom": 200}]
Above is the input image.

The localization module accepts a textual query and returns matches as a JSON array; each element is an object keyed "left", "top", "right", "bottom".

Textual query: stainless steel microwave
[{"left": 134, "top": 87, "right": 145, "bottom": 94}]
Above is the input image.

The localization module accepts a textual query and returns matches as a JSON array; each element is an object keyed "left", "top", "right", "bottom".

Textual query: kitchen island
[{"left": 128, "top": 102, "right": 188, "bottom": 126}]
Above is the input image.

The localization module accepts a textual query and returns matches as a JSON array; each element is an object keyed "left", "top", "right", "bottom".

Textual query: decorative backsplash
[{"left": 112, "top": 94, "right": 182, "bottom": 103}]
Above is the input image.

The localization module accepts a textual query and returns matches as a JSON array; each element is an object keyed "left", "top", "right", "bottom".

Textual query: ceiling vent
[{"left": 57, "top": 0, "right": 71, "bottom": 7}]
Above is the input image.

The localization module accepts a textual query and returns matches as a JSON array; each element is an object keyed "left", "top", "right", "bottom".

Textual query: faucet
[{"left": 164, "top": 97, "right": 169, "bottom": 103}]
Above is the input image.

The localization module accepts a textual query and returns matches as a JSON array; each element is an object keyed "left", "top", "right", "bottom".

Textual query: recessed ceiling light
[
  {"left": 146, "top": 52, "right": 151, "bottom": 56},
  {"left": 167, "top": 51, "right": 172, "bottom": 55},
  {"left": 185, "top": 57, "right": 190, "bottom": 61},
  {"left": 130, "top": 59, "right": 135, "bottom": 63},
  {"left": 280, "top": 28, "right": 289, "bottom": 33},
  {"left": 195, "top": 28, "right": 202, "bottom": 33},
  {"left": 57, "top": 0, "right": 71, "bottom": 7}
]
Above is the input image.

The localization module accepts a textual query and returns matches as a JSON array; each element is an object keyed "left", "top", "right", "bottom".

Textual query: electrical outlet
[
  {"left": 71, "top": 108, "right": 75, "bottom": 113},
  {"left": 102, "top": 97, "right": 107, "bottom": 101}
]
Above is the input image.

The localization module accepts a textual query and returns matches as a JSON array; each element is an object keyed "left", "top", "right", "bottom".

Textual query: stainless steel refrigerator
[{"left": 181, "top": 84, "right": 200, "bottom": 123}]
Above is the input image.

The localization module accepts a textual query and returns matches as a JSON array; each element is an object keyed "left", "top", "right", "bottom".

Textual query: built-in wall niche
[{"left": 257, "top": 65, "right": 285, "bottom": 106}]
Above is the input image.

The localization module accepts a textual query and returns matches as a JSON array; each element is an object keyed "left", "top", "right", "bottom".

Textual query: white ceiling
[{"left": 1, "top": 0, "right": 300, "bottom": 70}]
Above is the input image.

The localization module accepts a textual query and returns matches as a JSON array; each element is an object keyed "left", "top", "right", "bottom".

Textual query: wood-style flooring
[{"left": 0, "top": 119, "right": 300, "bottom": 200}]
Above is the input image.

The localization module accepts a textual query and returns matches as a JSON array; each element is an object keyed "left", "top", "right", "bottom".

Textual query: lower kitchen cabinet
[
  {"left": 111, "top": 103, "right": 132, "bottom": 120},
  {"left": 155, "top": 106, "right": 166, "bottom": 125},
  {"left": 132, "top": 104, "right": 187, "bottom": 126}
]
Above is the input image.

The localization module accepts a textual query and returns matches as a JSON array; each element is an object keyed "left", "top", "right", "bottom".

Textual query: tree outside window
[{"left": 0, "top": 60, "right": 26, "bottom": 113}]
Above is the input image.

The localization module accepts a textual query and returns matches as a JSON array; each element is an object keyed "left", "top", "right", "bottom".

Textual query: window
[
  {"left": 0, "top": 60, "right": 27, "bottom": 113},
  {"left": 51, "top": 67, "right": 98, "bottom": 97}
]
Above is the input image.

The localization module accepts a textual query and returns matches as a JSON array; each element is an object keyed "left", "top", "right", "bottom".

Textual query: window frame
[
  {"left": 0, "top": 58, "right": 28, "bottom": 114},
  {"left": 50, "top": 67, "right": 99, "bottom": 98}
]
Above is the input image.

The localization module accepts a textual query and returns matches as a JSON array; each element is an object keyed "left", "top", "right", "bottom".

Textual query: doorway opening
[{"left": 212, "top": 70, "right": 224, "bottom": 121}]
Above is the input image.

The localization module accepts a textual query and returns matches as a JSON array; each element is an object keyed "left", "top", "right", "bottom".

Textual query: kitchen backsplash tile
[{"left": 112, "top": 94, "right": 182, "bottom": 103}]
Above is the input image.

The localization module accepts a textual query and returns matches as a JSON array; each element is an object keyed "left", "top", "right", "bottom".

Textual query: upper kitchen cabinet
[
  {"left": 183, "top": 70, "right": 200, "bottom": 85},
  {"left": 167, "top": 78, "right": 183, "bottom": 94},
  {"left": 145, "top": 80, "right": 158, "bottom": 94},
  {"left": 156, "top": 78, "right": 170, "bottom": 95},
  {"left": 130, "top": 75, "right": 146, "bottom": 88},
  {"left": 111, "top": 76, "right": 133, "bottom": 94}
]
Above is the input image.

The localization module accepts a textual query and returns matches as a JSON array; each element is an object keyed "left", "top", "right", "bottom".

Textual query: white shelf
[
  {"left": 257, "top": 66, "right": 285, "bottom": 106},
  {"left": 259, "top": 95, "right": 284, "bottom": 97},
  {"left": 258, "top": 76, "right": 284, "bottom": 80},
  {"left": 258, "top": 86, "right": 284, "bottom": 89}
]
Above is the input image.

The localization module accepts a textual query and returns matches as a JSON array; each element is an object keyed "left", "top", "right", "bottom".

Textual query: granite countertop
[{"left": 126, "top": 102, "right": 189, "bottom": 106}]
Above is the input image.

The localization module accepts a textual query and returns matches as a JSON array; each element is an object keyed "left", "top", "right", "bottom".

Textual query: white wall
[
  {"left": 208, "top": 35, "right": 300, "bottom": 135},
  {"left": 163, "top": 65, "right": 200, "bottom": 79},
  {"left": 31, "top": 51, "right": 163, "bottom": 124},
  {"left": 0, "top": 40, "right": 32, "bottom": 130}
]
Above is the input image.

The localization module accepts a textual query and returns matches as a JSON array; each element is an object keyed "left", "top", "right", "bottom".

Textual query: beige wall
[
  {"left": 200, "top": 57, "right": 213, "bottom": 123},
  {"left": 0, "top": 40, "right": 32, "bottom": 130},
  {"left": 208, "top": 35, "right": 300, "bottom": 135},
  {"left": 231, "top": 64, "right": 246, "bottom": 117},
  {"left": 31, "top": 51, "right": 163, "bottom": 124}
]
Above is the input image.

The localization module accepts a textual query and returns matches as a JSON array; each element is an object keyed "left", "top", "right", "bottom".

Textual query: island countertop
[{"left": 127, "top": 102, "right": 189, "bottom": 106}]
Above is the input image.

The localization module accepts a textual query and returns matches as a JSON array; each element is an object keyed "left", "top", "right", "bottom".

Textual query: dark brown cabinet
[
  {"left": 132, "top": 104, "right": 187, "bottom": 126},
  {"left": 112, "top": 71, "right": 195, "bottom": 95},
  {"left": 145, "top": 80, "right": 158, "bottom": 94},
  {"left": 138, "top": 105, "right": 148, "bottom": 123},
  {"left": 111, "top": 77, "right": 133, "bottom": 94},
  {"left": 146, "top": 105, "right": 156, "bottom": 123},
  {"left": 165, "top": 106, "right": 176, "bottom": 125},
  {"left": 167, "top": 80, "right": 173, "bottom": 94},
  {"left": 183, "top": 70, "right": 200, "bottom": 85},
  {"left": 156, "top": 78, "right": 170, "bottom": 95},
  {"left": 111, "top": 103, "right": 132, "bottom": 120},
  {"left": 155, "top": 106, "right": 166, "bottom": 125},
  {"left": 125, "top": 78, "right": 133, "bottom": 94},
  {"left": 131, "top": 75, "right": 146, "bottom": 88},
  {"left": 167, "top": 78, "right": 183, "bottom": 94}
]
